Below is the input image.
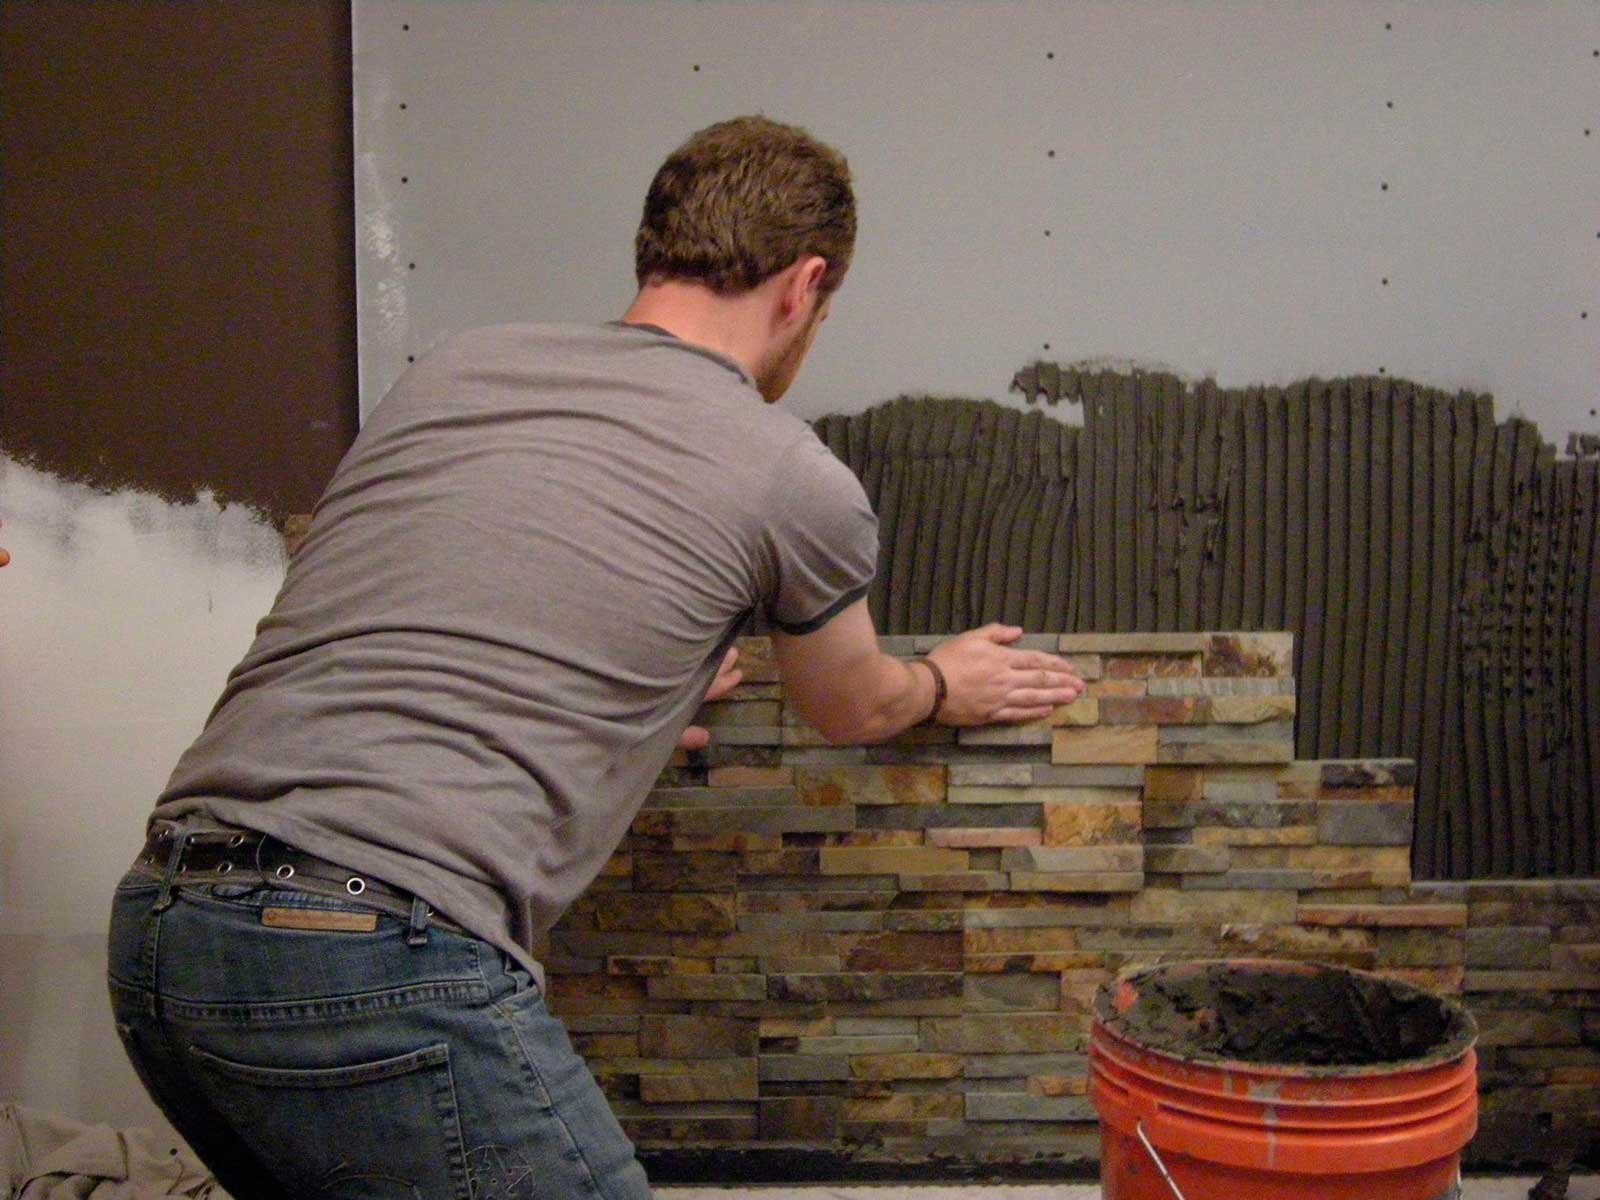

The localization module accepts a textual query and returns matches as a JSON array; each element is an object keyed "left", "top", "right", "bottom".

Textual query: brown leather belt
[{"left": 134, "top": 822, "right": 466, "bottom": 935}]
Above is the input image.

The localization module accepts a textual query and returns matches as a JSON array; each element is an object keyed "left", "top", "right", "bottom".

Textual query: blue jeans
[{"left": 107, "top": 859, "right": 652, "bottom": 1200}]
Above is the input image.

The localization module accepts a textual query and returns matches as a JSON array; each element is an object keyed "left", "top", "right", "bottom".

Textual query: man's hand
[
  {"left": 676, "top": 647, "right": 742, "bottom": 751},
  {"left": 774, "top": 601, "right": 1085, "bottom": 744},
  {"left": 925, "top": 624, "right": 1084, "bottom": 725}
]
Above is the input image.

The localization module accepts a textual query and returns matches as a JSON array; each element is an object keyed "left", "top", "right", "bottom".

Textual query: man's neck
[{"left": 620, "top": 280, "right": 770, "bottom": 383}]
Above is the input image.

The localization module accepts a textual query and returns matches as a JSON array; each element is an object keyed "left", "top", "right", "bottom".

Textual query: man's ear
[{"left": 780, "top": 255, "right": 829, "bottom": 324}]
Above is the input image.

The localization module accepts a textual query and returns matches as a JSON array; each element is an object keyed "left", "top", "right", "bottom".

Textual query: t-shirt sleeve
[{"left": 761, "top": 435, "right": 879, "bottom": 635}]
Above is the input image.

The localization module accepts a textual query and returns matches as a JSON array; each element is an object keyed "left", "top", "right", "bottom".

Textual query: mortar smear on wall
[{"left": 813, "top": 372, "right": 1598, "bottom": 881}]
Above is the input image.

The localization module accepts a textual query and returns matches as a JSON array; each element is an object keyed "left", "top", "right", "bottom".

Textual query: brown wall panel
[{"left": 0, "top": 1, "right": 357, "bottom": 520}]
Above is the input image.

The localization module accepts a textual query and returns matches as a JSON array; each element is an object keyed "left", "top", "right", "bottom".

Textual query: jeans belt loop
[
  {"left": 151, "top": 824, "right": 186, "bottom": 913},
  {"left": 407, "top": 895, "right": 431, "bottom": 947}
]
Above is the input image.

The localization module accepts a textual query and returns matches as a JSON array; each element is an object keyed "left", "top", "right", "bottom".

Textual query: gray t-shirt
[{"left": 154, "top": 321, "right": 878, "bottom": 976}]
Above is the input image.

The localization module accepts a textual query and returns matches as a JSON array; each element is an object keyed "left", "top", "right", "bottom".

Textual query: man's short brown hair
[{"left": 635, "top": 116, "right": 855, "bottom": 296}]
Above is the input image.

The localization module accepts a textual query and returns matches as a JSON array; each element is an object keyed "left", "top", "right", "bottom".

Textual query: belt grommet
[
  {"left": 346, "top": 877, "right": 366, "bottom": 896},
  {"left": 217, "top": 861, "right": 234, "bottom": 875},
  {"left": 275, "top": 864, "right": 295, "bottom": 880},
  {"left": 228, "top": 834, "right": 246, "bottom": 847}
]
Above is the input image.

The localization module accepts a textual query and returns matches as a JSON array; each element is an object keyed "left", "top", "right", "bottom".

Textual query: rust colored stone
[
  {"left": 591, "top": 893, "right": 736, "bottom": 934},
  {"left": 633, "top": 851, "right": 738, "bottom": 892},
  {"left": 1042, "top": 801, "right": 1142, "bottom": 847},
  {"left": 844, "top": 931, "right": 963, "bottom": 972},
  {"left": 1106, "top": 653, "right": 1203, "bottom": 679},
  {"left": 709, "top": 765, "right": 795, "bottom": 787},
  {"left": 758, "top": 1096, "right": 840, "bottom": 1141},
  {"left": 1203, "top": 633, "right": 1293, "bottom": 677},
  {"left": 841, "top": 1093, "right": 963, "bottom": 1122},
  {"left": 850, "top": 1053, "right": 963, "bottom": 1080},
  {"left": 796, "top": 765, "right": 946, "bottom": 807},
  {"left": 639, "top": 1015, "right": 756, "bottom": 1058},
  {"left": 672, "top": 832, "right": 784, "bottom": 852},
  {"left": 1028, "top": 1074, "right": 1089, "bottom": 1097},
  {"left": 964, "top": 927, "right": 1079, "bottom": 954},
  {"left": 1144, "top": 766, "right": 1204, "bottom": 801},
  {"left": 1099, "top": 696, "right": 1203, "bottom": 725},
  {"left": 1297, "top": 904, "right": 1469, "bottom": 928},
  {"left": 927, "top": 827, "right": 1043, "bottom": 849},
  {"left": 606, "top": 955, "right": 714, "bottom": 976},
  {"left": 1052, "top": 725, "right": 1160, "bottom": 765},
  {"left": 819, "top": 846, "right": 968, "bottom": 875}
]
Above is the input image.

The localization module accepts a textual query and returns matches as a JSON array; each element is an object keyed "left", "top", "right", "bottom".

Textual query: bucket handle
[{"left": 1135, "top": 1120, "right": 1190, "bottom": 1200}]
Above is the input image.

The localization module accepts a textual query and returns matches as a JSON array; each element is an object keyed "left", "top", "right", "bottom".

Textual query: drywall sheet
[
  {"left": 0, "top": 456, "right": 287, "bottom": 1127},
  {"left": 814, "top": 376, "right": 1599, "bottom": 881},
  {"left": 353, "top": 2, "right": 1598, "bottom": 443}
]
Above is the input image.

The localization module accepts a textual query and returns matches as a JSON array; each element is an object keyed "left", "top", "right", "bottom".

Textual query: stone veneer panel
[{"left": 538, "top": 633, "right": 1599, "bottom": 1180}]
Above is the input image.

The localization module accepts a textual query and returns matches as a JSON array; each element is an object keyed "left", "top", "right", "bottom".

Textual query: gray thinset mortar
[{"left": 812, "top": 369, "right": 1598, "bottom": 880}]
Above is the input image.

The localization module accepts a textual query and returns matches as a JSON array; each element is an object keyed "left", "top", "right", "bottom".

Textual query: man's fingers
[
  {"left": 976, "top": 624, "right": 1024, "bottom": 645},
  {"left": 677, "top": 724, "right": 711, "bottom": 751},
  {"left": 991, "top": 705, "right": 1056, "bottom": 723},
  {"left": 703, "top": 647, "right": 744, "bottom": 702},
  {"left": 704, "top": 667, "right": 743, "bottom": 702},
  {"left": 1006, "top": 649, "right": 1080, "bottom": 675},
  {"left": 1003, "top": 687, "right": 1083, "bottom": 711},
  {"left": 1010, "top": 664, "right": 1082, "bottom": 691}
]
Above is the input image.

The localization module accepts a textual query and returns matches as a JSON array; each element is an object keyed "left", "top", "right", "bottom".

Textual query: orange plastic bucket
[{"left": 1089, "top": 959, "right": 1477, "bottom": 1200}]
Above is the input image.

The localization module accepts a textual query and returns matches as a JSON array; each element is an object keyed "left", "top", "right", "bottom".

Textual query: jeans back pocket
[{"left": 188, "top": 1042, "right": 471, "bottom": 1199}]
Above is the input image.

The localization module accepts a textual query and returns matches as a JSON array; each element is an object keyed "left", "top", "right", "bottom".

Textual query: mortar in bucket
[{"left": 1089, "top": 958, "right": 1478, "bottom": 1200}]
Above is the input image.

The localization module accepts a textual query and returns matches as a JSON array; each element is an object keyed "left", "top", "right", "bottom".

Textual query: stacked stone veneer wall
[{"left": 537, "top": 633, "right": 1600, "bottom": 1181}]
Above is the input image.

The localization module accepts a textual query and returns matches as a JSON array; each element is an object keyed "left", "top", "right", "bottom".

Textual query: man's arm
[{"left": 772, "top": 598, "right": 1085, "bottom": 744}]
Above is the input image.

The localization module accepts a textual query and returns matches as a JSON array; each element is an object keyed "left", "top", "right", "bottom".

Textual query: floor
[{"left": 660, "top": 1179, "right": 1599, "bottom": 1199}]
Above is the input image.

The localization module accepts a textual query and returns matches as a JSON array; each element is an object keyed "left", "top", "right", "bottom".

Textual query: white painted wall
[
  {"left": 0, "top": 456, "right": 286, "bottom": 1128},
  {"left": 354, "top": 1, "right": 1600, "bottom": 444}
]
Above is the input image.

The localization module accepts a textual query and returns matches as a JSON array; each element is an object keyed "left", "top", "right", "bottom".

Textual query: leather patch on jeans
[{"left": 261, "top": 906, "right": 378, "bottom": 932}]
